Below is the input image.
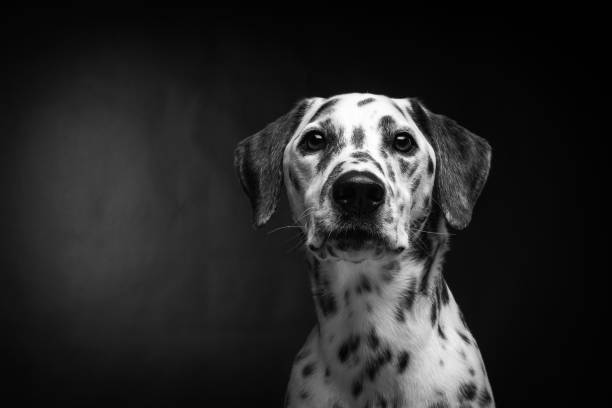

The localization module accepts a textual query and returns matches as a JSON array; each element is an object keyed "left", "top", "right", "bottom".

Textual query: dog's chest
[{"left": 286, "top": 282, "right": 494, "bottom": 408}]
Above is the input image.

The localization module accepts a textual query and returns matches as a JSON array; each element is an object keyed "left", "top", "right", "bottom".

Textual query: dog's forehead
[{"left": 312, "top": 93, "right": 409, "bottom": 130}]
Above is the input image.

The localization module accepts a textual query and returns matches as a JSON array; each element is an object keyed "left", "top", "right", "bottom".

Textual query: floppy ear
[
  {"left": 234, "top": 98, "right": 314, "bottom": 227},
  {"left": 408, "top": 98, "right": 492, "bottom": 230}
]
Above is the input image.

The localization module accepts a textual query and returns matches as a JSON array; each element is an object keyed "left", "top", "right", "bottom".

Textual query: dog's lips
[{"left": 328, "top": 228, "right": 381, "bottom": 250}]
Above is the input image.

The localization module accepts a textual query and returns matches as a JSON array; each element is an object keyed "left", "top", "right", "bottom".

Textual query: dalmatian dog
[{"left": 234, "top": 93, "right": 494, "bottom": 408}]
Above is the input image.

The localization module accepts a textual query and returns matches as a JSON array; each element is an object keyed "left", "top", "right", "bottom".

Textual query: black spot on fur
[
  {"left": 311, "top": 261, "right": 337, "bottom": 317},
  {"left": 430, "top": 295, "right": 439, "bottom": 326},
  {"left": 338, "top": 335, "right": 361, "bottom": 363},
  {"left": 365, "top": 347, "right": 392, "bottom": 380},
  {"left": 358, "top": 275, "right": 372, "bottom": 293},
  {"left": 302, "top": 362, "right": 315, "bottom": 377},
  {"left": 325, "top": 367, "right": 331, "bottom": 378},
  {"left": 316, "top": 119, "right": 345, "bottom": 173},
  {"left": 438, "top": 325, "right": 447, "bottom": 340},
  {"left": 440, "top": 280, "right": 450, "bottom": 305},
  {"left": 399, "top": 159, "right": 411, "bottom": 174},
  {"left": 299, "top": 390, "right": 309, "bottom": 400},
  {"left": 457, "top": 330, "right": 472, "bottom": 345},
  {"left": 418, "top": 241, "right": 440, "bottom": 295},
  {"left": 357, "top": 97, "right": 376, "bottom": 106},
  {"left": 317, "top": 291, "right": 337, "bottom": 316},
  {"left": 427, "top": 156, "right": 434, "bottom": 175},
  {"left": 395, "top": 307, "right": 405, "bottom": 322},
  {"left": 352, "top": 126, "right": 366, "bottom": 148},
  {"left": 458, "top": 382, "right": 478, "bottom": 401},
  {"left": 367, "top": 328, "right": 380, "bottom": 350},
  {"left": 478, "top": 389, "right": 493, "bottom": 406},
  {"left": 311, "top": 98, "right": 339, "bottom": 121},
  {"left": 344, "top": 289, "right": 351, "bottom": 306},
  {"left": 428, "top": 401, "right": 450, "bottom": 408},
  {"left": 397, "top": 351, "right": 410, "bottom": 373},
  {"left": 469, "top": 367, "right": 475, "bottom": 376},
  {"left": 399, "top": 277, "right": 417, "bottom": 311},
  {"left": 351, "top": 379, "right": 363, "bottom": 397},
  {"left": 378, "top": 115, "right": 397, "bottom": 141},
  {"left": 386, "top": 163, "right": 396, "bottom": 182},
  {"left": 376, "top": 394, "right": 388, "bottom": 408},
  {"left": 411, "top": 176, "right": 421, "bottom": 193}
]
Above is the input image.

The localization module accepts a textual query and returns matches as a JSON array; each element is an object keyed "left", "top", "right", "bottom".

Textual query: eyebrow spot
[
  {"left": 378, "top": 115, "right": 397, "bottom": 136},
  {"left": 310, "top": 98, "right": 339, "bottom": 122},
  {"left": 357, "top": 97, "right": 376, "bottom": 106}
]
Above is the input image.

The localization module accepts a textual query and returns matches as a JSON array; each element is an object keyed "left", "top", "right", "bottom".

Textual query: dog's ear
[
  {"left": 234, "top": 98, "right": 315, "bottom": 227},
  {"left": 408, "top": 98, "right": 492, "bottom": 230}
]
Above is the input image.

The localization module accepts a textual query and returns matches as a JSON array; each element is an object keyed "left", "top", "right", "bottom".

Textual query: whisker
[
  {"left": 294, "top": 206, "right": 316, "bottom": 223},
  {"left": 411, "top": 228, "right": 454, "bottom": 236},
  {"left": 287, "top": 234, "right": 307, "bottom": 253},
  {"left": 267, "top": 225, "right": 303, "bottom": 235}
]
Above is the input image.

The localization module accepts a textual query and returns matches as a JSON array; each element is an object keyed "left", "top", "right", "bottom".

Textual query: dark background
[{"left": 1, "top": 9, "right": 592, "bottom": 407}]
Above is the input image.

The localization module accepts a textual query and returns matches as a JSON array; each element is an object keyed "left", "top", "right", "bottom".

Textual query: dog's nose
[{"left": 332, "top": 171, "right": 385, "bottom": 216}]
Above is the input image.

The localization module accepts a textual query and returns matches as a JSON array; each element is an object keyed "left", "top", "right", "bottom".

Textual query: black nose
[{"left": 332, "top": 171, "right": 385, "bottom": 216}]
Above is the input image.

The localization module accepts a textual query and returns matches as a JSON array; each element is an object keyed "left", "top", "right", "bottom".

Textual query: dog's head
[{"left": 235, "top": 93, "right": 491, "bottom": 262}]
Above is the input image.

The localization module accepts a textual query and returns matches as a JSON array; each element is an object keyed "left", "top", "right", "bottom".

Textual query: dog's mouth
[
  {"left": 327, "top": 227, "right": 384, "bottom": 251},
  {"left": 307, "top": 222, "right": 403, "bottom": 262}
]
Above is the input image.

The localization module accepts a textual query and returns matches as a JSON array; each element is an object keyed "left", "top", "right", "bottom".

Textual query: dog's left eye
[
  {"left": 393, "top": 132, "right": 416, "bottom": 153},
  {"left": 301, "top": 130, "right": 327, "bottom": 152}
]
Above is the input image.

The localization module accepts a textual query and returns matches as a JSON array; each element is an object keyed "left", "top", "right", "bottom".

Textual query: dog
[{"left": 234, "top": 93, "right": 494, "bottom": 408}]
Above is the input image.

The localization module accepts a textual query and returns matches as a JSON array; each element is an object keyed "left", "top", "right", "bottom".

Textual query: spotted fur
[{"left": 235, "top": 93, "right": 494, "bottom": 407}]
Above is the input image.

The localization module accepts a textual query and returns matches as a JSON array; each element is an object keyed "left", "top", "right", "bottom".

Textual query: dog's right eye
[{"left": 300, "top": 130, "right": 327, "bottom": 152}]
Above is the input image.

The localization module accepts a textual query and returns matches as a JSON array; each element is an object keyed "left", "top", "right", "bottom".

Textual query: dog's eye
[
  {"left": 393, "top": 132, "right": 416, "bottom": 153},
  {"left": 301, "top": 130, "right": 327, "bottom": 152}
]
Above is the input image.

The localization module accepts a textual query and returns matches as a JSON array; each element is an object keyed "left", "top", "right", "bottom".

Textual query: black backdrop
[{"left": 1, "top": 9, "right": 590, "bottom": 407}]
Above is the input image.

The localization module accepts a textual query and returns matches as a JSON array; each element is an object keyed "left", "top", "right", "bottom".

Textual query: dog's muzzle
[{"left": 331, "top": 171, "right": 385, "bottom": 217}]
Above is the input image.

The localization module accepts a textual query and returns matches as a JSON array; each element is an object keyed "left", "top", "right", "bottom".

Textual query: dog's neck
[{"left": 305, "top": 214, "right": 454, "bottom": 374}]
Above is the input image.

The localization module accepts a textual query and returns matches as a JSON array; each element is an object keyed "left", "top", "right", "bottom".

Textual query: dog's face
[
  {"left": 235, "top": 93, "right": 491, "bottom": 262},
  {"left": 282, "top": 94, "right": 436, "bottom": 260}
]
